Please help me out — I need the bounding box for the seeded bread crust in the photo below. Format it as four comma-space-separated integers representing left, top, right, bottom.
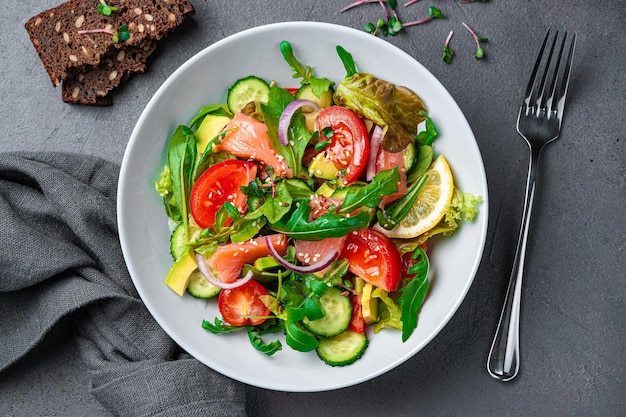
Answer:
25, 0, 194, 87
62, 41, 156, 105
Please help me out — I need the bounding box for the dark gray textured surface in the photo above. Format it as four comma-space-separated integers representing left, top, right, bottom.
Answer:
1, 0, 625, 416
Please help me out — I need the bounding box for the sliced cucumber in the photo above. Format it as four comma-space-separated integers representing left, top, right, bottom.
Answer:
170, 223, 187, 260
316, 330, 368, 366
227, 75, 270, 114
303, 287, 352, 337
186, 270, 221, 299
402, 141, 416, 173
295, 84, 334, 109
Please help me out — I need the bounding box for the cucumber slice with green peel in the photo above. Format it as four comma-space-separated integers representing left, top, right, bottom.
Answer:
227, 75, 270, 114
303, 287, 352, 337
186, 270, 221, 299
316, 330, 368, 366
170, 223, 187, 260
402, 141, 416, 173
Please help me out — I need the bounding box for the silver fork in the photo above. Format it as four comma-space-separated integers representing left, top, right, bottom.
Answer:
487, 29, 577, 381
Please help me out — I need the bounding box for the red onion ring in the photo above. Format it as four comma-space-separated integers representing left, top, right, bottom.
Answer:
265, 236, 338, 273
195, 254, 253, 289
366, 125, 384, 181
278, 99, 320, 146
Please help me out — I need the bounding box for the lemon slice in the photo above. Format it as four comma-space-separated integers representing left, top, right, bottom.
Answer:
374, 154, 454, 239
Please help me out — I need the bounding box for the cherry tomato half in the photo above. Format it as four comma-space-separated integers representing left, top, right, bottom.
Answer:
190, 159, 257, 229
349, 293, 366, 334
316, 106, 370, 185
218, 280, 270, 327
340, 229, 403, 292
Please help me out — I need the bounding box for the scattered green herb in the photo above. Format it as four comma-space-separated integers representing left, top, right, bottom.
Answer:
442, 30, 455, 64
462, 22, 488, 58
403, 6, 445, 27
97, 0, 118, 16
77, 24, 129, 44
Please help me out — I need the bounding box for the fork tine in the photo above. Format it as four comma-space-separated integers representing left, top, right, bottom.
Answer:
541, 31, 567, 112
551, 32, 577, 121
534, 30, 560, 111
522, 29, 552, 109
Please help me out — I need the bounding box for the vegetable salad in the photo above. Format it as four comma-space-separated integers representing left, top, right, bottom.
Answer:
155, 41, 482, 366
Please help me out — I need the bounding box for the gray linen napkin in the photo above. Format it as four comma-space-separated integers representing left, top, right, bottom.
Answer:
0, 152, 247, 417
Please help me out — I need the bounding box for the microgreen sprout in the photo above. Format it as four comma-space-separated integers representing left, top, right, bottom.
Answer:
404, 0, 420, 6
442, 30, 455, 64
461, 22, 488, 58
97, 0, 118, 16
361, 0, 403, 36
403, 6, 444, 27
340, 0, 386, 13
77, 24, 129, 43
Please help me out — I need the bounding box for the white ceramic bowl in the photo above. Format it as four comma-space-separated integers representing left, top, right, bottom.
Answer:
118, 21, 488, 392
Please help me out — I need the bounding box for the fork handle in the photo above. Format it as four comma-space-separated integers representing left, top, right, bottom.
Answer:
487, 145, 541, 381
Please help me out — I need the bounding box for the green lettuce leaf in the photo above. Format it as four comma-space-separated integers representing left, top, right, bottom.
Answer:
333, 72, 427, 152
442, 188, 483, 235
372, 288, 403, 333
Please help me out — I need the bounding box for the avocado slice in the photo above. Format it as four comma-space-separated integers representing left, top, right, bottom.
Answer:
308, 153, 338, 180
164, 247, 197, 296
196, 114, 231, 153
361, 282, 379, 325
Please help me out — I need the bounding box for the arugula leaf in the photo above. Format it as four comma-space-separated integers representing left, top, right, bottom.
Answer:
201, 318, 239, 334
280, 40, 311, 80
246, 321, 283, 356
397, 246, 429, 342
377, 174, 428, 230
258, 181, 293, 223
336, 45, 357, 78
339, 168, 400, 213
270, 200, 370, 240
279, 40, 335, 98
167, 125, 197, 238
284, 310, 318, 352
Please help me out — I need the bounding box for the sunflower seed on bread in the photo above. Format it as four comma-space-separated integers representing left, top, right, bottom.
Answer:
25, 0, 194, 87
62, 41, 156, 105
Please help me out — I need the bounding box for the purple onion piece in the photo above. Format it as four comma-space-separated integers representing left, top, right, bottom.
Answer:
265, 236, 338, 273
195, 253, 253, 289
366, 124, 384, 181
278, 99, 320, 146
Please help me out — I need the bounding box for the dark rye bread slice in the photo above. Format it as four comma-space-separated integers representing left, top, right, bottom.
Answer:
25, 0, 194, 87
62, 41, 156, 105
